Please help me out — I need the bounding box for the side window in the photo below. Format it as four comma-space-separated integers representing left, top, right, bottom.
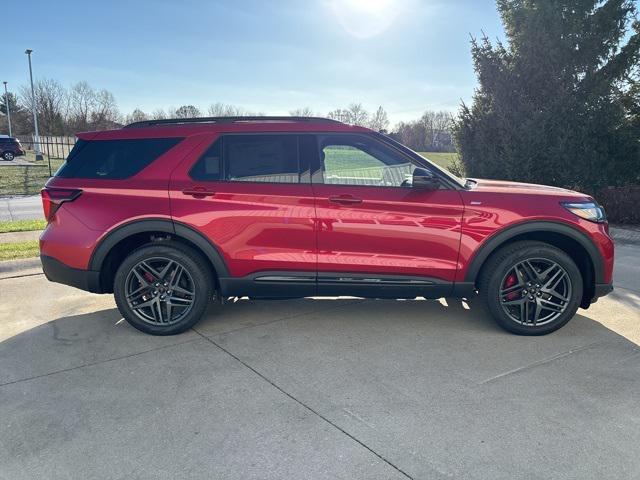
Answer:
189, 137, 221, 181
56, 138, 183, 179
319, 134, 416, 187
225, 134, 299, 183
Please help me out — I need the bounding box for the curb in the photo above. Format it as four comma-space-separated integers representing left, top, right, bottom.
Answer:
0, 257, 42, 279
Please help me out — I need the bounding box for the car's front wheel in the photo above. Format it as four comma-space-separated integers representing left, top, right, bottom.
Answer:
479, 241, 583, 335
113, 242, 214, 335
2, 151, 15, 161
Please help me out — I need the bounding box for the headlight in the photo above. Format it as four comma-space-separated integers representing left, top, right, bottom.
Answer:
561, 202, 606, 223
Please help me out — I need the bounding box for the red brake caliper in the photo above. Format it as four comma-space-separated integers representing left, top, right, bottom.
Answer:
503, 273, 519, 300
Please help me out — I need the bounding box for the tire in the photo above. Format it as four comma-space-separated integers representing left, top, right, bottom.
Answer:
478, 241, 583, 335
113, 242, 214, 335
2, 151, 15, 161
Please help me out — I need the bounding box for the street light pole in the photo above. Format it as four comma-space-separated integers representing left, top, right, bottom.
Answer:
25, 49, 43, 160
2, 81, 12, 137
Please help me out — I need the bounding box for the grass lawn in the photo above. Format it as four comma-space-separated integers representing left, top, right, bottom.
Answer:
0, 158, 65, 196
0, 219, 47, 233
323, 148, 459, 170
0, 240, 40, 261
418, 152, 459, 170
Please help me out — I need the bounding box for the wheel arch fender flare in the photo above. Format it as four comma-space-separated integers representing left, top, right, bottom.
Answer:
464, 221, 605, 284
89, 218, 230, 278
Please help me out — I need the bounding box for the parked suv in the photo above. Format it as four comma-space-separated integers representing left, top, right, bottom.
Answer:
40, 117, 614, 336
0, 136, 25, 161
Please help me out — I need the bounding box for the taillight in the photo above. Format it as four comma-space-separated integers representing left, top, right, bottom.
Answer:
41, 188, 82, 222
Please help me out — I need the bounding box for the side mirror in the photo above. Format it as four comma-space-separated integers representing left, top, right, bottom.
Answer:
412, 167, 440, 190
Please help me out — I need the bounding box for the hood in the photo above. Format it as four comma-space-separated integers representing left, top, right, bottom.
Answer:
468, 178, 590, 198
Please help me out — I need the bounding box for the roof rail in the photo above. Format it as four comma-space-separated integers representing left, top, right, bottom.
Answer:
123, 116, 342, 129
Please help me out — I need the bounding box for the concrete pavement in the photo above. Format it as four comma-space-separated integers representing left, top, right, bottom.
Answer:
0, 248, 638, 479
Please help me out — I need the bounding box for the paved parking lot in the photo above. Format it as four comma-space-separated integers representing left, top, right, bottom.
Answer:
0, 246, 638, 479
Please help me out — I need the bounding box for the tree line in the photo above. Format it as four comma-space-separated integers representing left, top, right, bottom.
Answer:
0, 80, 119, 136
0, 82, 455, 152
126, 102, 455, 152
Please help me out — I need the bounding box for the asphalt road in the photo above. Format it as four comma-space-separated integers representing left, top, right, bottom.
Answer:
0, 245, 638, 479
0, 195, 42, 221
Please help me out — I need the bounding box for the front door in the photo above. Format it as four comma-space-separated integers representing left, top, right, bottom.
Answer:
311, 133, 464, 297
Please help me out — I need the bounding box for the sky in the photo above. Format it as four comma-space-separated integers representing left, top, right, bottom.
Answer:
2, 0, 505, 124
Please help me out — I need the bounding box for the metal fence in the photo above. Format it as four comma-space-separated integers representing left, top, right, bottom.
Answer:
18, 135, 77, 161
0, 136, 76, 196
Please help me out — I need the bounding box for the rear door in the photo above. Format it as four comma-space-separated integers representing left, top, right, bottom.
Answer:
169, 133, 317, 297
311, 133, 464, 297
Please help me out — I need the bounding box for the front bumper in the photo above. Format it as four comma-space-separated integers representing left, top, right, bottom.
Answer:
41, 255, 102, 293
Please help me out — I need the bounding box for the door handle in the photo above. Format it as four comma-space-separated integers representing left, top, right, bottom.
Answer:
329, 195, 362, 205
182, 187, 215, 199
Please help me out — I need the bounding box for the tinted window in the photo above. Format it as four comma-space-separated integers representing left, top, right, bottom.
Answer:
225, 135, 299, 183
189, 138, 221, 181
56, 138, 182, 179
319, 134, 416, 187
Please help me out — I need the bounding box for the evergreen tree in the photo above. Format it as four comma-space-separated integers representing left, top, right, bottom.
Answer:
0, 92, 21, 116
454, 0, 640, 191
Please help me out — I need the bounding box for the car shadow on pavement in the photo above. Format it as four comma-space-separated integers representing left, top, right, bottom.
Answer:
1, 296, 637, 388
2, 296, 640, 479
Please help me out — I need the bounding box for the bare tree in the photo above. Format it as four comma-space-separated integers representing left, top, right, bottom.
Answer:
346, 103, 369, 126
420, 110, 453, 150
91, 89, 120, 129
394, 110, 455, 152
432, 111, 454, 150
208, 103, 232, 116
174, 105, 201, 118
329, 104, 370, 126
125, 108, 148, 124
368, 106, 389, 132
327, 108, 350, 123
208, 102, 252, 117
289, 107, 315, 117
67, 81, 97, 131
150, 108, 168, 120
19, 78, 67, 135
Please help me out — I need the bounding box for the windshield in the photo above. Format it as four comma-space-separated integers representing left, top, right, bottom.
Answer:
374, 133, 466, 188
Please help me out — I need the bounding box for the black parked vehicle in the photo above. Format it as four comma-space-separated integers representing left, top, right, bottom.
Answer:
0, 136, 26, 161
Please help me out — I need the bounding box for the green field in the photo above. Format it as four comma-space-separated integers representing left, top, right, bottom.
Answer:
323, 148, 459, 171
0, 219, 47, 233
0, 158, 64, 196
0, 240, 40, 261
418, 152, 459, 170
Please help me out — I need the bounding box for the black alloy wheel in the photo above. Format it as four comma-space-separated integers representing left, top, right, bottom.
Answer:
479, 241, 583, 335
114, 242, 213, 335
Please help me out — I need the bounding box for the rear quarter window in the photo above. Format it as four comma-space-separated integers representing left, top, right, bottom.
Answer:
56, 137, 183, 179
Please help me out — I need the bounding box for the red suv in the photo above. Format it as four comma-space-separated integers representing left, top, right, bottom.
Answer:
40, 117, 614, 336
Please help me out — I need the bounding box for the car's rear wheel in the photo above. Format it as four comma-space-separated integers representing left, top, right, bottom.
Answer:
479, 241, 583, 335
2, 151, 15, 161
113, 242, 214, 335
